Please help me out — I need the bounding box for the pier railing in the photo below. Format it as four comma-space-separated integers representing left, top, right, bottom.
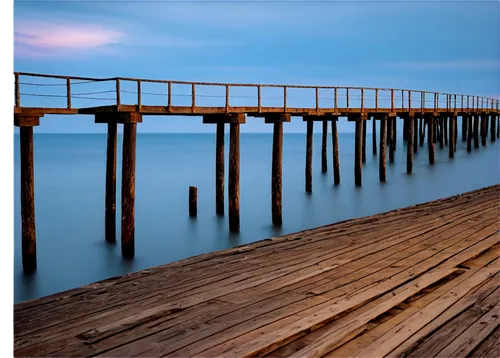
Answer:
14, 72, 499, 114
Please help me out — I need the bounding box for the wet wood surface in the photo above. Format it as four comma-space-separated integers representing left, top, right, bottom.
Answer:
14, 185, 500, 358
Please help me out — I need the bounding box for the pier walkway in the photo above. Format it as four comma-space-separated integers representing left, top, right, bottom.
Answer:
14, 185, 500, 357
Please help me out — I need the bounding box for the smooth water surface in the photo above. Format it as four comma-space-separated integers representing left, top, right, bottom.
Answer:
13, 129, 500, 302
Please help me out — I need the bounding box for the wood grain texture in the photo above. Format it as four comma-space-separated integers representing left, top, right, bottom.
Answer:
229, 122, 240, 232
272, 121, 283, 226
121, 123, 137, 258
105, 122, 117, 242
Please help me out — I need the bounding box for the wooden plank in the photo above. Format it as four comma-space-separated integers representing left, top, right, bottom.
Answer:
289, 267, 462, 357
407, 288, 499, 357
356, 257, 500, 357
324, 244, 499, 358
468, 326, 499, 358
436, 300, 499, 357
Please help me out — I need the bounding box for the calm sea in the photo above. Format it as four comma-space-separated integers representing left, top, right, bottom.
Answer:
13, 130, 500, 303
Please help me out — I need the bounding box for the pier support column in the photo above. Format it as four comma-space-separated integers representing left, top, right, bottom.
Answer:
354, 117, 363, 186
379, 116, 387, 182
121, 122, 137, 258
413, 115, 418, 154
443, 117, 448, 146
372, 116, 377, 156
216, 122, 225, 215
462, 116, 467, 142
427, 116, 435, 165
481, 115, 487, 147
419, 117, 425, 147
321, 120, 328, 173
438, 117, 444, 149
467, 115, 473, 152
473, 115, 480, 148
362, 119, 367, 163
304, 118, 313, 193
491, 115, 497, 143
331, 117, 340, 185
105, 122, 117, 242
96, 112, 142, 257
449, 116, 455, 159
204, 114, 245, 231
393, 117, 397, 150
389, 117, 395, 163
402, 117, 407, 142
265, 114, 290, 226
407, 115, 414, 174
15, 115, 40, 273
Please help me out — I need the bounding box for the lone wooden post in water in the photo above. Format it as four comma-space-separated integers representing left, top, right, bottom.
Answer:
105, 122, 117, 242
407, 115, 414, 174
266, 113, 290, 226
15, 115, 40, 273
354, 117, 363, 186
321, 120, 328, 173
189, 186, 197, 217
216, 122, 224, 215
379, 116, 387, 182
331, 117, 340, 185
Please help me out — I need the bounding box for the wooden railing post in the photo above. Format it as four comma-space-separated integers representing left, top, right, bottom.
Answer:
66, 78, 71, 109
258, 85, 261, 113
137, 80, 141, 111
116, 78, 121, 107
191, 83, 196, 113
168, 81, 172, 111
15, 73, 20, 107
225, 85, 229, 113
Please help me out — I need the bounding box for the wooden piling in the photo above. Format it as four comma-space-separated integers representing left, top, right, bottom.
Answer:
272, 121, 283, 226
449, 116, 455, 159
229, 122, 240, 232
439, 117, 444, 149
331, 118, 340, 185
474, 115, 480, 148
321, 120, 327, 173
481, 116, 487, 146
216, 122, 224, 215
389, 117, 395, 163
497, 115, 500, 139
379, 117, 387, 182
20, 126, 37, 272
462, 116, 467, 141
467, 115, 473, 152
372, 116, 377, 156
454, 117, 457, 150
491, 115, 496, 142
393, 117, 397, 150
362, 119, 367, 163
403, 117, 409, 142
121, 122, 137, 258
189, 186, 197, 217
413, 115, 418, 154
428, 117, 435, 165
434, 117, 438, 144
419, 117, 425, 147
387, 117, 392, 148
443, 117, 448, 146
355, 119, 363, 186
305, 120, 313, 193
105, 122, 117, 243
407, 116, 414, 174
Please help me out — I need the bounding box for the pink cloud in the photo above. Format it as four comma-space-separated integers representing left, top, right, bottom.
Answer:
14, 21, 123, 57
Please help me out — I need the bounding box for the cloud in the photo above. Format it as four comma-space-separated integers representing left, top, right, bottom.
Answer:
14, 21, 123, 58
380, 59, 499, 71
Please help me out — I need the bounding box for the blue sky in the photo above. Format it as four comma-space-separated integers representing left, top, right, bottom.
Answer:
13, 0, 500, 133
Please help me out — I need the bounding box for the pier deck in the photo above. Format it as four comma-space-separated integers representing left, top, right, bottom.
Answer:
14, 185, 500, 357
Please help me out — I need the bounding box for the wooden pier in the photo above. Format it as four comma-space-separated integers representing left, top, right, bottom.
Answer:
14, 72, 500, 271
14, 185, 500, 357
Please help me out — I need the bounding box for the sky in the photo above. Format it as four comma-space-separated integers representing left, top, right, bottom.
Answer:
12, 0, 500, 133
